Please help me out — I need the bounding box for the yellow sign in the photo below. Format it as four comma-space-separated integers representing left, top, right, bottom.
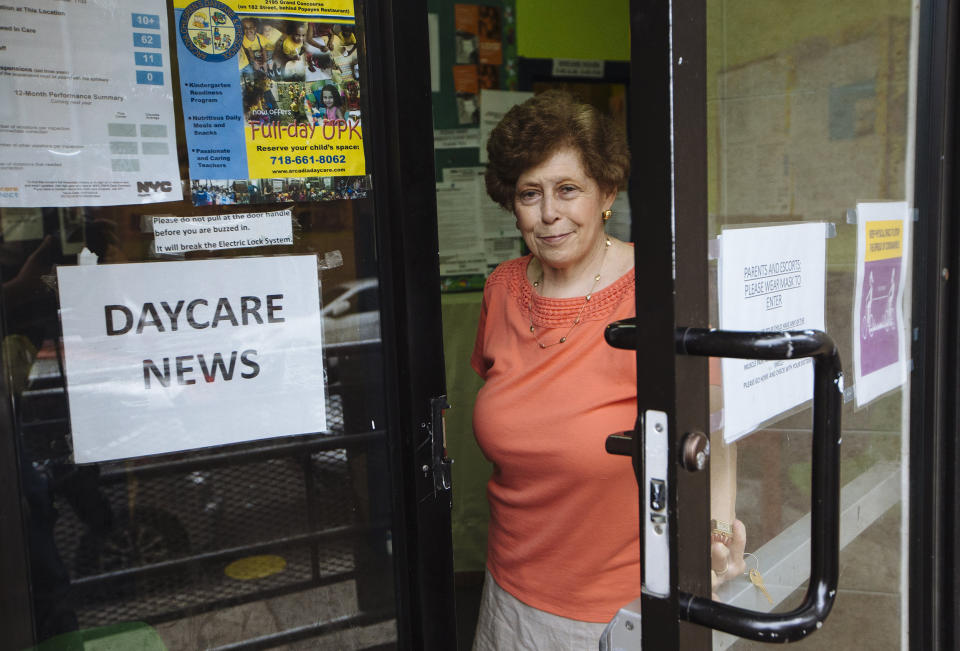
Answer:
864, 220, 903, 261
174, 0, 355, 22
175, 0, 367, 206
244, 79, 364, 178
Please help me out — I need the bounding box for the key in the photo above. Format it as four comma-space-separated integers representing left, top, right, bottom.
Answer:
749, 568, 774, 604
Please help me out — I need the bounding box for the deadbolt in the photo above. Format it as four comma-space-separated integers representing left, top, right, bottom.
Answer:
681, 431, 710, 472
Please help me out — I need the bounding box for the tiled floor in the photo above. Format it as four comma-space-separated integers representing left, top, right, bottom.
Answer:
154, 579, 397, 650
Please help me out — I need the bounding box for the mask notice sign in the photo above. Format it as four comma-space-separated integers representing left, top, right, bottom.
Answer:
718, 223, 827, 443
56, 255, 326, 463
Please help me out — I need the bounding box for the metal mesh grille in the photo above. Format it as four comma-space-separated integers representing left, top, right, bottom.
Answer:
38, 388, 393, 633
73, 543, 357, 629
57, 449, 360, 576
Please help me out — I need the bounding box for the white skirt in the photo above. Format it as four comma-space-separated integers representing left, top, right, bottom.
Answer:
471, 571, 610, 651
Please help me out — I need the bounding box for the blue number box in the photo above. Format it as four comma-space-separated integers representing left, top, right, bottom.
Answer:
131, 13, 160, 29
134, 52, 162, 67
133, 32, 160, 48
136, 70, 164, 85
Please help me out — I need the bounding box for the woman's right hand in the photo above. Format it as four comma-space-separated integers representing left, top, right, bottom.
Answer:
711, 518, 747, 599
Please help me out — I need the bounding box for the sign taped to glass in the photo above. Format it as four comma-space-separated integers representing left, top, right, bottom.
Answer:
173, 0, 370, 206
718, 223, 827, 442
56, 255, 327, 463
852, 201, 910, 407
0, 0, 182, 207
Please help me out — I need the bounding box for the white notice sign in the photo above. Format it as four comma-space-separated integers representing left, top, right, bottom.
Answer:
0, 0, 182, 207
719, 223, 827, 443
435, 181, 487, 275
153, 210, 293, 254
433, 128, 481, 150
57, 256, 326, 463
1, 208, 43, 242
551, 59, 605, 79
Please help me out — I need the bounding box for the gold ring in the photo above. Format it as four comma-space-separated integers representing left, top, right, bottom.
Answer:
711, 519, 734, 546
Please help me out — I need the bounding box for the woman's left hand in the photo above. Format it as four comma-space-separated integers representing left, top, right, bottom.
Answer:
711, 518, 746, 599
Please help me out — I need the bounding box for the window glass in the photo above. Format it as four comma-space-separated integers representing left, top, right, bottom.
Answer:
1, 1, 398, 646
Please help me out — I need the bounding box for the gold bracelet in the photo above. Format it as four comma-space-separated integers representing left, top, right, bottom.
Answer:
711, 518, 734, 546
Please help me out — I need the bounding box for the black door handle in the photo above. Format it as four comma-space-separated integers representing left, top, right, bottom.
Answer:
606, 319, 843, 643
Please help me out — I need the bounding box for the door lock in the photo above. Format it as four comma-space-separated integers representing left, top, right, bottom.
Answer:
681, 431, 710, 472
649, 478, 666, 511
643, 410, 670, 596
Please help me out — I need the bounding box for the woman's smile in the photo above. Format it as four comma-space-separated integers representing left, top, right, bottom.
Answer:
537, 232, 572, 244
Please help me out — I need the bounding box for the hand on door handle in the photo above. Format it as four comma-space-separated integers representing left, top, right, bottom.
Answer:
604, 321, 843, 642
677, 327, 842, 642
711, 519, 746, 598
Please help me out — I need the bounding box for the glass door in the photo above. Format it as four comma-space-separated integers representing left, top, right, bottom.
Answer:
704, 2, 914, 648
603, 0, 955, 648
0, 0, 454, 649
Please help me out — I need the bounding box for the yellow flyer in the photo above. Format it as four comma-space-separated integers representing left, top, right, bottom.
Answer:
173, 0, 370, 205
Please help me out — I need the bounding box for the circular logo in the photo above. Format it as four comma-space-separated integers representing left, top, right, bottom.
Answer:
179, 0, 242, 62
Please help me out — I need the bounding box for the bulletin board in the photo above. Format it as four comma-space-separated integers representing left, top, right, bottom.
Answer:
428, 0, 518, 291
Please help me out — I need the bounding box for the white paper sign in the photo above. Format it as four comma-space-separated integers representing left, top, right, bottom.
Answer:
551, 59, 605, 79
852, 202, 910, 406
433, 128, 481, 150
443, 168, 502, 241
435, 181, 487, 275
1, 208, 43, 241
441, 167, 522, 267
57, 256, 326, 463
479, 90, 533, 163
0, 0, 182, 207
719, 223, 827, 442
153, 210, 293, 254
442, 166, 521, 266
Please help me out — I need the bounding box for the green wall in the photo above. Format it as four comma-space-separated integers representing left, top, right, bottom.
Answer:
517, 0, 630, 60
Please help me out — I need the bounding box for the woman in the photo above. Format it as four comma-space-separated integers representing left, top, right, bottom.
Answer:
471, 90, 745, 649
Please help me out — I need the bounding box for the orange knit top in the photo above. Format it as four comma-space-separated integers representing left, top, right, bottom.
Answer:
471, 255, 641, 622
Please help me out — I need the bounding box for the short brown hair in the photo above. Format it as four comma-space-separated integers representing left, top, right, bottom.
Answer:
484, 90, 630, 210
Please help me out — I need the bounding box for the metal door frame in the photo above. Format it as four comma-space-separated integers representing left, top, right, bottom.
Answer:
0, 0, 457, 648
627, 0, 712, 647
365, 0, 457, 648
909, 1, 960, 650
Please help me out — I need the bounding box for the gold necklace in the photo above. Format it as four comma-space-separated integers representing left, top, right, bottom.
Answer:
528, 238, 611, 349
